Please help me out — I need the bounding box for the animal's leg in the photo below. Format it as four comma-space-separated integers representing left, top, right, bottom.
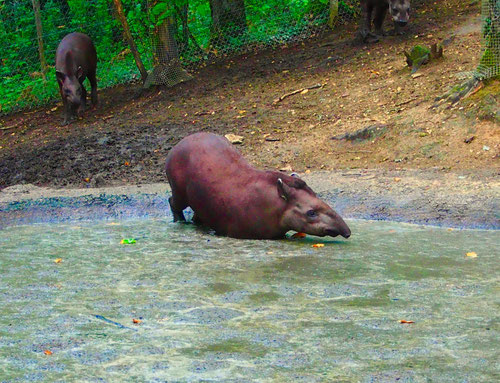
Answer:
373, 3, 389, 37
62, 97, 72, 126
169, 196, 187, 222
192, 213, 202, 225
357, 2, 378, 43
88, 71, 98, 107
78, 81, 87, 115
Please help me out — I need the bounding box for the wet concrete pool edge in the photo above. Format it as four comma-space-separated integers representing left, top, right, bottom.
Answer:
1, 170, 498, 230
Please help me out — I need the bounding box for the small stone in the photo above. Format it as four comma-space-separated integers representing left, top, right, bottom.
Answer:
482, 145, 490, 151
464, 136, 475, 144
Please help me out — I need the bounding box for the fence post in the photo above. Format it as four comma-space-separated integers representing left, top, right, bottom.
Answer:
112, 0, 148, 83
328, 0, 339, 29
31, 0, 48, 80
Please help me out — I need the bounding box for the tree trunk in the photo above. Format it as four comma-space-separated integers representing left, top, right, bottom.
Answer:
328, 0, 339, 29
209, 0, 246, 47
32, 0, 47, 80
112, 0, 148, 83
145, 1, 192, 88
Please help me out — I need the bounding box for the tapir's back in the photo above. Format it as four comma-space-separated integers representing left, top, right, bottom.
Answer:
166, 132, 252, 188
55, 33, 97, 73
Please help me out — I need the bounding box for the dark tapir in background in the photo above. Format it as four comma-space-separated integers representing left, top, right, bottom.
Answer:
357, 0, 411, 43
55, 32, 98, 125
166, 133, 351, 240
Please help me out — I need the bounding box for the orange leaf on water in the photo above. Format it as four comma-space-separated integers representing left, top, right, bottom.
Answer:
466, 252, 477, 258
399, 320, 415, 324
132, 319, 142, 324
44, 350, 53, 355
53, 258, 62, 264
312, 244, 325, 248
291, 232, 306, 239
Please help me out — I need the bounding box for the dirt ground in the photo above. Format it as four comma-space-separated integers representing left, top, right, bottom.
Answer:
0, 0, 498, 190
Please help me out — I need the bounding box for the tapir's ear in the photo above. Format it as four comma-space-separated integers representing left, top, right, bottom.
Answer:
56, 71, 65, 83
76, 66, 83, 80
277, 178, 292, 201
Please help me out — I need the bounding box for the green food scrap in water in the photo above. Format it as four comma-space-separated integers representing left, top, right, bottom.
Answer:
121, 238, 136, 244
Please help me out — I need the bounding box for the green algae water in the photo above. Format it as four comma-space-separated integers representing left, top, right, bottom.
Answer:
0, 219, 498, 382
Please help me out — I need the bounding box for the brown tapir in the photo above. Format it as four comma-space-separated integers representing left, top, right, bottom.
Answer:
55, 32, 98, 125
357, 0, 411, 43
165, 133, 351, 240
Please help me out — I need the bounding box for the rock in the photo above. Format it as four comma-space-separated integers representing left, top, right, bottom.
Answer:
464, 136, 475, 144
224, 134, 244, 145
331, 124, 388, 142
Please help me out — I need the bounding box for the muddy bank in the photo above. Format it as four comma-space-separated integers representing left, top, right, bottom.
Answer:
1, 169, 498, 230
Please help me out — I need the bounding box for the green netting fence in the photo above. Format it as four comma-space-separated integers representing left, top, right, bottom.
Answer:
0, 0, 498, 114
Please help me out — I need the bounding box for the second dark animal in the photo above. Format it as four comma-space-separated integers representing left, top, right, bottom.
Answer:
55, 32, 98, 125
357, 0, 411, 43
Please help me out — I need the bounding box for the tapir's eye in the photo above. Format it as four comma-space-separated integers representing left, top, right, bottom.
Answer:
392, 7, 398, 13
306, 209, 317, 218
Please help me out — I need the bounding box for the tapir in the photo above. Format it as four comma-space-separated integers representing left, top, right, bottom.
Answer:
165, 133, 351, 240
357, 0, 411, 43
55, 32, 98, 125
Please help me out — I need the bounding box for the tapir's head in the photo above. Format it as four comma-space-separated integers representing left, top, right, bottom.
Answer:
56, 51, 83, 106
389, 0, 411, 27
277, 176, 351, 239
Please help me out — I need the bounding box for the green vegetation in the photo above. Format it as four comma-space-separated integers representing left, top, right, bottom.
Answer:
0, 0, 361, 114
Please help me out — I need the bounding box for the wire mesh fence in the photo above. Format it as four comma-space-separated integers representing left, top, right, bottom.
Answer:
0, 0, 498, 114
476, 0, 500, 80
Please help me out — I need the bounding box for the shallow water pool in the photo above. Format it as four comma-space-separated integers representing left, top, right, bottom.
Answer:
0, 219, 498, 382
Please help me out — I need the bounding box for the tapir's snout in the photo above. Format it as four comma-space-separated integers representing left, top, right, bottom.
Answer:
396, 20, 408, 27
325, 221, 351, 239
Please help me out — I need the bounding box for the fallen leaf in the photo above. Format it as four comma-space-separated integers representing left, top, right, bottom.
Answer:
300, 89, 309, 94
399, 320, 414, 324
291, 232, 307, 239
84, 177, 90, 183
466, 252, 477, 258
312, 244, 325, 248
132, 319, 142, 324
225, 134, 244, 144
393, 177, 401, 182
54, 258, 62, 264
124, 161, 130, 166
44, 350, 53, 355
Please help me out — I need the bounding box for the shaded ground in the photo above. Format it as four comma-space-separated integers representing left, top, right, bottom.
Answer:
0, 0, 498, 190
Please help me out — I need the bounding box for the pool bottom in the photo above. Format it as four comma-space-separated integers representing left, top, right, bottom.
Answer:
0, 218, 498, 382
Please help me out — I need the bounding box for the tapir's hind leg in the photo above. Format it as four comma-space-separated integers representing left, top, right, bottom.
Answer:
88, 70, 98, 107
169, 196, 186, 222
